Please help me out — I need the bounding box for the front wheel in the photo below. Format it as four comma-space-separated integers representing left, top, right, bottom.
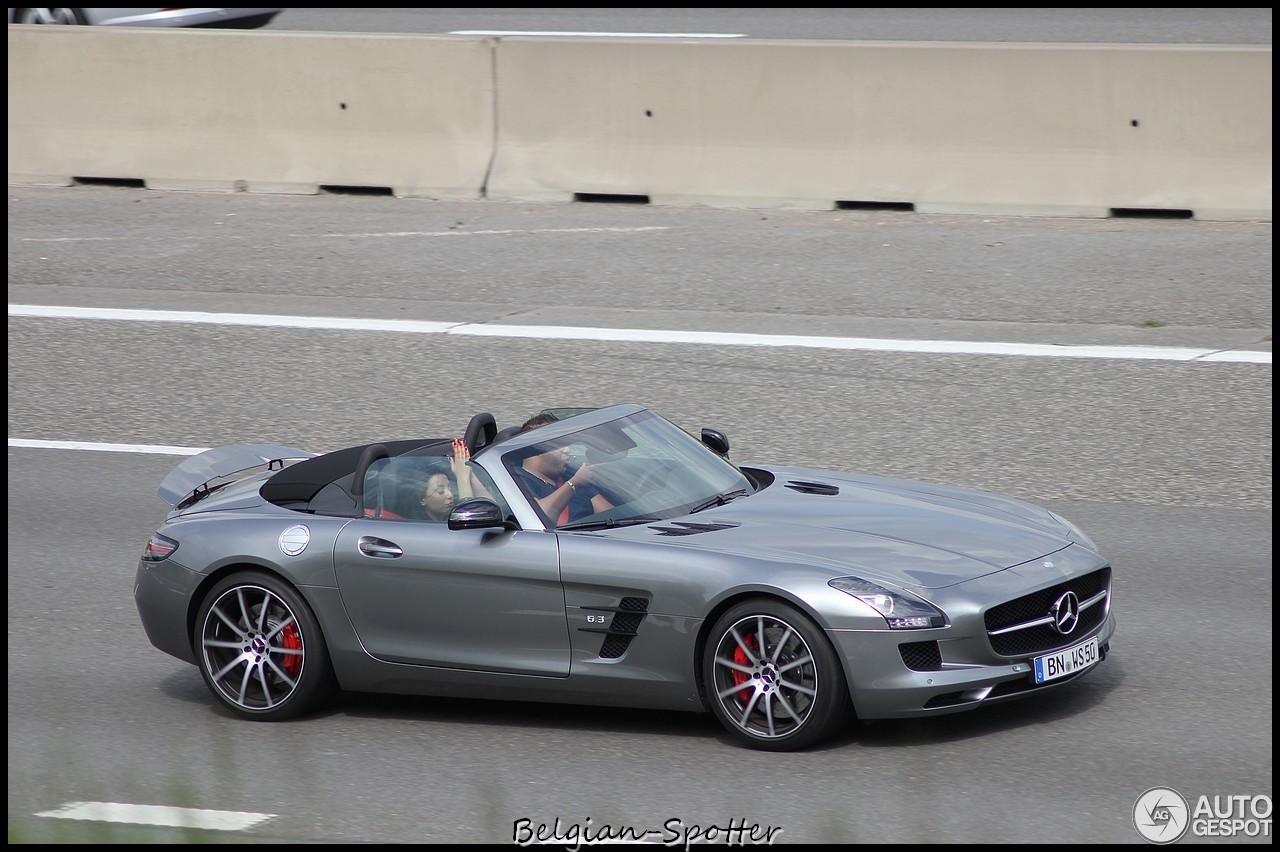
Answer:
195, 571, 335, 720
703, 599, 851, 750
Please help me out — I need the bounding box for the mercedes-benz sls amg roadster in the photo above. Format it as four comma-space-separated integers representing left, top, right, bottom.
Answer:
135, 404, 1114, 750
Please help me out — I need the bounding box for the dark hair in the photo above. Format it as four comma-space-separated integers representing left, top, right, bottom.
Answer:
520, 412, 559, 432
408, 459, 457, 521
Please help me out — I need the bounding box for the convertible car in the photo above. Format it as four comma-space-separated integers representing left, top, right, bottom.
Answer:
134, 404, 1114, 750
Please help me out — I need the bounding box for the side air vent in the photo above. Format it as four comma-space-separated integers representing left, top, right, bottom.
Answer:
651, 521, 740, 536
580, 597, 650, 659
785, 481, 840, 496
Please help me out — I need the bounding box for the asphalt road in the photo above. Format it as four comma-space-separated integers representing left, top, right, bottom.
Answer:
6, 184, 1273, 843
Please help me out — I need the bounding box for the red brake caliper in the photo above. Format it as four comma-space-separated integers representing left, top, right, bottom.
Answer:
732, 638, 755, 703
280, 623, 303, 676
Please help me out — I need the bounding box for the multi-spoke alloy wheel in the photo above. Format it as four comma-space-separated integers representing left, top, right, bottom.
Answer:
704, 599, 851, 750
196, 572, 333, 720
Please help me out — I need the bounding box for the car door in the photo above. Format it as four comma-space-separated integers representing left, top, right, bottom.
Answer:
333, 519, 569, 676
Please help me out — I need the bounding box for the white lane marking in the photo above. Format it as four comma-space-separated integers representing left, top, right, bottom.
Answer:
11, 440, 206, 455
8, 438, 206, 454
35, 802, 274, 831
450, 30, 746, 38
20, 237, 117, 242
453, 323, 1272, 363
9, 305, 459, 333
8, 304, 1271, 364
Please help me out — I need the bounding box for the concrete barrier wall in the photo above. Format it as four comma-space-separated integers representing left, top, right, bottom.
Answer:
6, 27, 495, 197
489, 38, 1272, 220
7, 26, 1272, 220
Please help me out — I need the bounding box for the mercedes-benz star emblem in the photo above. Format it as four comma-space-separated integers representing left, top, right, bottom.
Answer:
1051, 591, 1081, 635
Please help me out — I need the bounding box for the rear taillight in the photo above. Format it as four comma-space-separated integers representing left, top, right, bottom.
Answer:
142, 532, 179, 562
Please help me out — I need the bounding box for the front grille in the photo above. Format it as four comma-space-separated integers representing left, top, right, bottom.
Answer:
899, 640, 942, 671
984, 568, 1110, 657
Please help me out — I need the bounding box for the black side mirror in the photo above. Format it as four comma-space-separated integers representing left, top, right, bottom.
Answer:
448, 498, 512, 530
701, 428, 731, 457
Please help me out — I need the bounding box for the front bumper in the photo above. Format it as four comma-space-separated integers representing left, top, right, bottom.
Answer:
830, 609, 1115, 718
828, 551, 1116, 719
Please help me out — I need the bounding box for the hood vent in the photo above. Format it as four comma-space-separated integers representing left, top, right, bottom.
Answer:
785, 480, 840, 496
652, 521, 740, 537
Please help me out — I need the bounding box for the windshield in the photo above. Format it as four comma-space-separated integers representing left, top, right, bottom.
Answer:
503, 410, 753, 529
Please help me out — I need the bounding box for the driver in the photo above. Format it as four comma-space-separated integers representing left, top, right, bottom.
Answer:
515, 414, 613, 526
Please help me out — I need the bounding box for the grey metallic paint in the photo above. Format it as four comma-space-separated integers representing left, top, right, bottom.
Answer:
134, 405, 1113, 734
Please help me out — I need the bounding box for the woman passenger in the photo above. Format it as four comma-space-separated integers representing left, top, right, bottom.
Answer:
419, 438, 491, 522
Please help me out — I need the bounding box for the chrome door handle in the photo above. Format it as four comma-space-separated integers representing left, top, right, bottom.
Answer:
358, 536, 403, 558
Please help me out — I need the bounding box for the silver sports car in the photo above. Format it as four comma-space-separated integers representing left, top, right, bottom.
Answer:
134, 404, 1114, 751
7, 8, 281, 28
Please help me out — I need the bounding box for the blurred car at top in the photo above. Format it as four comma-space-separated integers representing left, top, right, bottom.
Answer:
7, 8, 281, 28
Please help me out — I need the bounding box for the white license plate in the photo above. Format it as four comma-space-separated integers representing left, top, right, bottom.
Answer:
1033, 637, 1099, 684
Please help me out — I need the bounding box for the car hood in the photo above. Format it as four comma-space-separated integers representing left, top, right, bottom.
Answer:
604, 465, 1078, 589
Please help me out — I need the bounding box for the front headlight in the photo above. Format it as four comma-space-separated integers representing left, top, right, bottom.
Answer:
828, 577, 946, 629
1048, 511, 1099, 552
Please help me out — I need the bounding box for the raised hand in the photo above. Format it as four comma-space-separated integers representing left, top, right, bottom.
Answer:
450, 438, 471, 480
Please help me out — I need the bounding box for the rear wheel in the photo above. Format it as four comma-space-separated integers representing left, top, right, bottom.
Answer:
195, 571, 335, 720
703, 599, 851, 750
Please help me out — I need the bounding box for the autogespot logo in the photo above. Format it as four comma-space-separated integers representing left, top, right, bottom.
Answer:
1134, 787, 1190, 844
